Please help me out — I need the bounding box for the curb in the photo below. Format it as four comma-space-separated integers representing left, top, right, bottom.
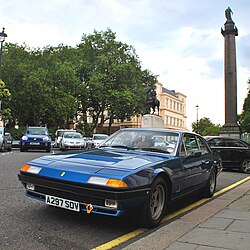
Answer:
123, 179, 250, 250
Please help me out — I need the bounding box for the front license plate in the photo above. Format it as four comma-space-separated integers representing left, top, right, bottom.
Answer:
30, 142, 40, 145
45, 195, 80, 212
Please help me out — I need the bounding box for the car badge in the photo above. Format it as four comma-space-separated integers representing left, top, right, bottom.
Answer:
61, 172, 66, 177
86, 204, 93, 214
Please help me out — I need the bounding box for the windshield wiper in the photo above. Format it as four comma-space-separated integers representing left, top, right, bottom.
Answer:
139, 147, 170, 154
99, 145, 136, 150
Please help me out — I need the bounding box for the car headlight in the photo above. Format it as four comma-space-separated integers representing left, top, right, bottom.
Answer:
87, 176, 128, 188
22, 135, 28, 140
43, 136, 50, 141
20, 164, 42, 174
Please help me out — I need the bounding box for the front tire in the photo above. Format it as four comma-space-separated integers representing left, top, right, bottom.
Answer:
140, 177, 168, 228
203, 168, 216, 198
240, 159, 250, 174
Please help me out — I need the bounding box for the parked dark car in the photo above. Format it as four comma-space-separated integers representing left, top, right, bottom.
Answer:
204, 136, 250, 174
18, 128, 222, 228
20, 126, 51, 152
12, 140, 20, 148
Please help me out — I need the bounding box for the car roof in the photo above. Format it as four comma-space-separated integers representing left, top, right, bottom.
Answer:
119, 127, 195, 135
27, 126, 48, 129
204, 136, 241, 140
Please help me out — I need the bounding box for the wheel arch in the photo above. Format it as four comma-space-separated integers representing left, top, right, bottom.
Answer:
152, 171, 172, 200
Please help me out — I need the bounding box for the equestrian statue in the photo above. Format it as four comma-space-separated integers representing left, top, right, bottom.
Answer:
146, 88, 160, 115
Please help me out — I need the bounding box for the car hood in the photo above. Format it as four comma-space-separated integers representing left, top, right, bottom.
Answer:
27, 148, 174, 184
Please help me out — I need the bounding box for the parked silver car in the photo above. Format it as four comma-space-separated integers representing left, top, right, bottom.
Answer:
59, 132, 86, 150
92, 133, 109, 147
0, 127, 12, 152
54, 129, 76, 148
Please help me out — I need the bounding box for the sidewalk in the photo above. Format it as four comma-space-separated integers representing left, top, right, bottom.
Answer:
124, 179, 250, 250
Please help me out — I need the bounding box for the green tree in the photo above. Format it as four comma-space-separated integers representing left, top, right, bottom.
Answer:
77, 29, 157, 134
2, 43, 79, 128
0, 79, 11, 124
192, 117, 221, 136
239, 80, 250, 133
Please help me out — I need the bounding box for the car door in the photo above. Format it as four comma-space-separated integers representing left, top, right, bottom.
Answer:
225, 139, 250, 165
207, 138, 232, 165
181, 134, 204, 191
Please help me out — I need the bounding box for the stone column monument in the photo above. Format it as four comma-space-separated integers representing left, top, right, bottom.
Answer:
219, 7, 241, 138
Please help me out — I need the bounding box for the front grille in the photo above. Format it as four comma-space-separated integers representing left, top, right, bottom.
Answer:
29, 138, 43, 142
34, 185, 105, 206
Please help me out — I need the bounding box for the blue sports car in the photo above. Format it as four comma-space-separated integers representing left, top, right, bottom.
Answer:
18, 128, 222, 228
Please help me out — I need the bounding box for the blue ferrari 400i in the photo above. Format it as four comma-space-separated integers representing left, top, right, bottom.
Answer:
18, 128, 222, 228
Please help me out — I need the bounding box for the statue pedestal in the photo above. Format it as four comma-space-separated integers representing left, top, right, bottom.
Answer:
142, 114, 164, 128
219, 123, 241, 138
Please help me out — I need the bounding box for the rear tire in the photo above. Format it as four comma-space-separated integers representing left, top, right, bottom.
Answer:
240, 159, 250, 174
140, 177, 168, 228
203, 168, 216, 198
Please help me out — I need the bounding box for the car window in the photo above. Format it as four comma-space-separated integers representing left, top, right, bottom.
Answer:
102, 130, 179, 154
226, 139, 247, 148
207, 138, 226, 147
196, 136, 210, 155
182, 134, 199, 156
64, 133, 82, 139
27, 127, 49, 136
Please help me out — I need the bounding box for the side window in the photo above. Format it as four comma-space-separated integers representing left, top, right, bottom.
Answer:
227, 139, 247, 148
196, 136, 210, 155
183, 134, 199, 155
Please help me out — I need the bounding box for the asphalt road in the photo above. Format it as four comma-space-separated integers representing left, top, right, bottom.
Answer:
0, 149, 247, 250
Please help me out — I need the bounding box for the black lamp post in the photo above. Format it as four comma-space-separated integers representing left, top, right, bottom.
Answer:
196, 105, 199, 133
0, 27, 7, 80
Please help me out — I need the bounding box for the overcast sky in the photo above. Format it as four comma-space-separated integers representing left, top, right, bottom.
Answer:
1, 0, 250, 129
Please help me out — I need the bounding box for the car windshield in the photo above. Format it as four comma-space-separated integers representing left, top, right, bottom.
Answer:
100, 129, 180, 154
93, 135, 108, 140
57, 131, 66, 137
64, 133, 82, 139
26, 127, 49, 136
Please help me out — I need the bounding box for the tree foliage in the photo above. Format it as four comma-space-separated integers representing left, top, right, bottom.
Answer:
239, 79, 250, 133
192, 117, 221, 136
76, 29, 156, 134
0, 79, 11, 124
2, 43, 79, 128
1, 29, 157, 135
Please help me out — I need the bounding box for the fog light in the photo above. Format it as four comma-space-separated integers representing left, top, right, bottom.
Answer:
105, 199, 118, 209
26, 183, 35, 191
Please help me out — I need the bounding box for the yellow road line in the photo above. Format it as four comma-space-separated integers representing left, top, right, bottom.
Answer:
92, 228, 145, 250
92, 176, 250, 250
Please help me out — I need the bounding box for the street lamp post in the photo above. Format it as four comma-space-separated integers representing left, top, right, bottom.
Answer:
196, 105, 199, 133
0, 27, 7, 80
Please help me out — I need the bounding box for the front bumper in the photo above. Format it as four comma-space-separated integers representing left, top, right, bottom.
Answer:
20, 141, 51, 150
18, 173, 150, 217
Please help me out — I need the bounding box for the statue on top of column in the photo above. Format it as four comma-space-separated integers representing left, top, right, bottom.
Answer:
225, 7, 233, 21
